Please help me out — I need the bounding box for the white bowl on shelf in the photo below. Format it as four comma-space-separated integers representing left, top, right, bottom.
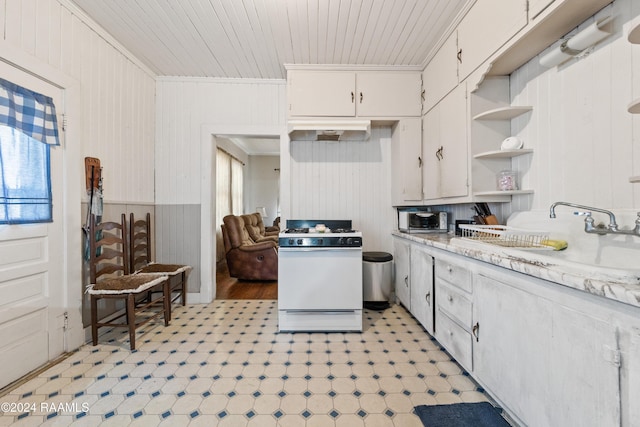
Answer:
501, 137, 524, 150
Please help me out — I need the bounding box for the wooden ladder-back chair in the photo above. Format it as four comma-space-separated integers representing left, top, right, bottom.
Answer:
129, 213, 190, 321
88, 213, 170, 350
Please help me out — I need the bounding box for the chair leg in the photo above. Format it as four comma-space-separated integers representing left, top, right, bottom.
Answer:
163, 280, 171, 326
126, 294, 136, 350
91, 295, 99, 346
181, 271, 187, 306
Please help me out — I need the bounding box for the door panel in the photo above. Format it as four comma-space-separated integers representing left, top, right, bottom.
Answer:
0, 62, 65, 387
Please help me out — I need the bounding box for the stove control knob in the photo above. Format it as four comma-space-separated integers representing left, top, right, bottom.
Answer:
288, 239, 294, 245
338, 237, 345, 245
297, 239, 303, 245
318, 238, 323, 245
346, 238, 353, 245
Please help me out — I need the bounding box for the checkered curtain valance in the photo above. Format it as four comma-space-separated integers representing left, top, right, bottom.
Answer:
0, 77, 60, 146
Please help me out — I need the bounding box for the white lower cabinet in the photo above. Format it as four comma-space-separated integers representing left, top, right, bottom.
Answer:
393, 237, 411, 311
434, 253, 474, 372
473, 274, 553, 424
392, 235, 638, 426
409, 245, 434, 334
393, 237, 434, 335
473, 272, 621, 427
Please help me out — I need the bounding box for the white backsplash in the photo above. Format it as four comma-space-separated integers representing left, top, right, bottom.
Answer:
287, 126, 396, 253
507, 209, 640, 269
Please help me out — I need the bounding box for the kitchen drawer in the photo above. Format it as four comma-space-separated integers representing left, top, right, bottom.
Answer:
437, 280, 472, 330
436, 309, 473, 371
435, 258, 472, 293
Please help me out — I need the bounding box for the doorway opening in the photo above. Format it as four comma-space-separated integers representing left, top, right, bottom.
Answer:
210, 133, 280, 300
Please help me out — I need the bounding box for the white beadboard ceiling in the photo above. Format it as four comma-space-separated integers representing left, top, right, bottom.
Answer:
71, 0, 471, 79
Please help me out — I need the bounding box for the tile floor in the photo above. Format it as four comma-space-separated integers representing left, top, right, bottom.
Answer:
0, 300, 489, 426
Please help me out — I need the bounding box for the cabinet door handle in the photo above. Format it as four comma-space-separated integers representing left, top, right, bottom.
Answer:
421, 89, 425, 101
360, 92, 363, 103
472, 322, 480, 342
447, 295, 453, 302
457, 48, 463, 63
404, 275, 409, 286
351, 91, 355, 103
425, 292, 431, 304
447, 265, 453, 273
418, 156, 422, 167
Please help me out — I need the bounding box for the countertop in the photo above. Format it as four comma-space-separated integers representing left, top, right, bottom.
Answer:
392, 231, 640, 309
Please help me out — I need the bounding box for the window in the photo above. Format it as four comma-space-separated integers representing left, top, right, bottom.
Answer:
215, 147, 244, 260
0, 77, 59, 224
0, 126, 51, 223
216, 148, 244, 226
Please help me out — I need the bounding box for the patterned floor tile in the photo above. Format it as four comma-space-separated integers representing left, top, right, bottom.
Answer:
0, 300, 489, 426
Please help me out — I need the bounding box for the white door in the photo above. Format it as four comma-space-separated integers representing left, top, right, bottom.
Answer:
0, 63, 65, 387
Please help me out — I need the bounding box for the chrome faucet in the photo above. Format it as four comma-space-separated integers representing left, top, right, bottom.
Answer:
549, 201, 640, 236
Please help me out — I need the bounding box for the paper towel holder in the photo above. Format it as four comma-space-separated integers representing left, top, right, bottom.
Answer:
539, 16, 612, 68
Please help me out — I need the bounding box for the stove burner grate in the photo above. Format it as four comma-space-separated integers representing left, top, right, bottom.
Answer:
284, 228, 308, 234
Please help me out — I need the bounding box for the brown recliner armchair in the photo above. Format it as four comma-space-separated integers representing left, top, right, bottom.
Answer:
241, 212, 279, 244
222, 215, 278, 281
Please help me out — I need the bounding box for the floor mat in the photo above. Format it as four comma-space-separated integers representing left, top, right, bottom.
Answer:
414, 402, 511, 427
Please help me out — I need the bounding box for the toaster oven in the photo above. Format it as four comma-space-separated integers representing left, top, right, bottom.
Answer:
398, 210, 448, 233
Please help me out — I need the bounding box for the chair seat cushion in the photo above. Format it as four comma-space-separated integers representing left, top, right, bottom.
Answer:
135, 262, 192, 276
88, 273, 167, 295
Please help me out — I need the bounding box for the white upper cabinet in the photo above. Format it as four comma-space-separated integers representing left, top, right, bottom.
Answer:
287, 69, 421, 118
391, 118, 423, 205
287, 71, 355, 117
457, 0, 528, 81
356, 72, 422, 117
422, 32, 459, 113
422, 83, 468, 201
528, 0, 555, 20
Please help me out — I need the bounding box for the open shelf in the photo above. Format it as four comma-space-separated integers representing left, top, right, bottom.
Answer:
628, 99, 640, 114
474, 190, 534, 197
474, 149, 533, 159
628, 18, 640, 44
473, 106, 533, 121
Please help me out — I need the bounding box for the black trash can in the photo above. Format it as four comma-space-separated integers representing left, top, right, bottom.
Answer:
362, 251, 393, 310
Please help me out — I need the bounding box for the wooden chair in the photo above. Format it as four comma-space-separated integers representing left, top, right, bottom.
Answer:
88, 214, 170, 350
129, 213, 190, 321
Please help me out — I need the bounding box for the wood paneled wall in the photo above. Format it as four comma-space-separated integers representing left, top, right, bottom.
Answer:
155, 78, 287, 205
155, 78, 286, 296
0, 0, 157, 203
510, 0, 640, 212
288, 126, 396, 253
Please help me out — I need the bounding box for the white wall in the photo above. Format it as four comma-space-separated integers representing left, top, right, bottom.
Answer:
155, 78, 286, 205
246, 155, 280, 226
287, 126, 396, 253
0, 0, 157, 203
0, 0, 156, 349
509, 0, 640, 213
155, 78, 286, 298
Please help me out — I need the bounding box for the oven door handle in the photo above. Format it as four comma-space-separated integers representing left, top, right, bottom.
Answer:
279, 247, 362, 252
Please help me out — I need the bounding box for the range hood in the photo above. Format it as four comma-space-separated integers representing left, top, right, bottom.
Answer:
288, 119, 371, 141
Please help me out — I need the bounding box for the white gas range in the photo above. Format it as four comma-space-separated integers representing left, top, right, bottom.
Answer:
278, 219, 363, 332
